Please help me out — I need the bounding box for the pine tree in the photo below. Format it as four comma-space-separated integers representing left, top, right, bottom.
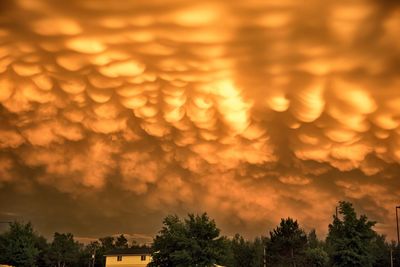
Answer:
266, 218, 307, 267
326, 201, 376, 267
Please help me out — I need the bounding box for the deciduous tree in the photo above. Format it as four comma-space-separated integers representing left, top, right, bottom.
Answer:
47, 232, 81, 267
115, 234, 128, 249
150, 213, 229, 267
0, 222, 40, 267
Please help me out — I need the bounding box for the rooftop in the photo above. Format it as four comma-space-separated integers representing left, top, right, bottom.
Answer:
105, 247, 152, 256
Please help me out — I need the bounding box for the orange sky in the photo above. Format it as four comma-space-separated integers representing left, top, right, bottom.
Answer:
0, 0, 400, 240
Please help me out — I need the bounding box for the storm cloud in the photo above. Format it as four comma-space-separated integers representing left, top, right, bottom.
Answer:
0, 0, 400, 239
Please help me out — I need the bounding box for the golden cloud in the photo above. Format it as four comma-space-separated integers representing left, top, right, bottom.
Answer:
0, 0, 400, 238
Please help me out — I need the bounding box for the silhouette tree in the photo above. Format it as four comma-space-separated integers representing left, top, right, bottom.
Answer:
99, 236, 115, 251
231, 234, 264, 267
150, 213, 229, 267
115, 234, 128, 249
0, 222, 40, 267
326, 201, 376, 267
266, 218, 307, 267
47, 232, 81, 267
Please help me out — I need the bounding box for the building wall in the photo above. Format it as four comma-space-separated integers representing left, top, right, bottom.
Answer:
105, 255, 152, 267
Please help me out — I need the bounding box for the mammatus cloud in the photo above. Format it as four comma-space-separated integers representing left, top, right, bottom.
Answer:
0, 0, 400, 239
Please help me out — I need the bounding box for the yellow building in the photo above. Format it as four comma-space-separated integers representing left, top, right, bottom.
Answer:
105, 247, 152, 267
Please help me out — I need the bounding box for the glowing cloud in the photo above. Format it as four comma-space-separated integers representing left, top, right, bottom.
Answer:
0, 0, 400, 239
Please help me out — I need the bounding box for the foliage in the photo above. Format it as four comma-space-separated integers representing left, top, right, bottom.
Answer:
304, 247, 328, 267
46, 232, 81, 267
149, 213, 229, 267
303, 230, 328, 267
0, 221, 40, 267
307, 229, 320, 249
115, 234, 128, 249
266, 218, 308, 267
79, 237, 116, 267
252, 237, 265, 267
99, 236, 115, 251
230, 234, 264, 267
391, 243, 400, 267
0, 201, 395, 267
370, 234, 391, 267
35, 235, 50, 267
326, 201, 377, 267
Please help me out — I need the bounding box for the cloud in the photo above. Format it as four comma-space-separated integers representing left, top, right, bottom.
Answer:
0, 0, 400, 239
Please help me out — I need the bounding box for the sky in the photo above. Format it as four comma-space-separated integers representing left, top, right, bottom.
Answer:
0, 0, 400, 242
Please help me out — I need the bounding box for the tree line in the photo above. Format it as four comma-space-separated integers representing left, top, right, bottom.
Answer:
0, 224, 144, 267
1, 201, 399, 267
